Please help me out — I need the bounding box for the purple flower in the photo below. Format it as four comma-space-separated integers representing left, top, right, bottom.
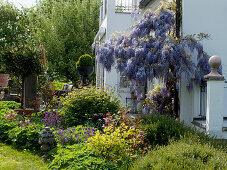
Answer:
98, 119, 102, 122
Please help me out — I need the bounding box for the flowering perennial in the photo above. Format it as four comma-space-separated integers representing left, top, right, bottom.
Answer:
93, 1, 218, 98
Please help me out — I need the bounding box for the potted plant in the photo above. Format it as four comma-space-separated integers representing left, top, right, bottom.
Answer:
76, 54, 94, 85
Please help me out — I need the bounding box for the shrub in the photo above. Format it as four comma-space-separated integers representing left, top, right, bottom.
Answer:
52, 81, 66, 90
54, 125, 96, 145
0, 115, 18, 143
7, 123, 45, 152
131, 139, 227, 169
39, 80, 55, 106
49, 143, 119, 170
76, 54, 93, 67
87, 121, 146, 165
0, 101, 20, 114
61, 86, 121, 127
140, 114, 211, 147
87, 113, 106, 131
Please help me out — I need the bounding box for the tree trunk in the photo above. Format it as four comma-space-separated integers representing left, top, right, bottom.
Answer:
174, 0, 182, 117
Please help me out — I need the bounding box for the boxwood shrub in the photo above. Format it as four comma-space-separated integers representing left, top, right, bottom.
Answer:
61, 86, 121, 127
131, 139, 227, 169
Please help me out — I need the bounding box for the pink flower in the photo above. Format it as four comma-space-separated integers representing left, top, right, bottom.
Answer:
20, 124, 25, 128
19, 121, 23, 124
25, 119, 30, 124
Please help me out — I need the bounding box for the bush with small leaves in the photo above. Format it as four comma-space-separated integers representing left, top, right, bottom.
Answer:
87, 122, 145, 165
131, 139, 227, 169
140, 114, 213, 147
61, 86, 121, 127
76, 54, 93, 67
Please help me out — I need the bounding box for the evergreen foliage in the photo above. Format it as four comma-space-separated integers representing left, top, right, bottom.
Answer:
76, 54, 93, 67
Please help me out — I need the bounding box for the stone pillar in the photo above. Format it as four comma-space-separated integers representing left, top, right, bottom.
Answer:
205, 55, 224, 138
25, 75, 37, 109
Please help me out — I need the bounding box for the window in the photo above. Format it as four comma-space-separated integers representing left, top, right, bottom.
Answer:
115, 0, 139, 13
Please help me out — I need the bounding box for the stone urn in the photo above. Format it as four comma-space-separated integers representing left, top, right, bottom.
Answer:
77, 66, 94, 77
77, 66, 94, 85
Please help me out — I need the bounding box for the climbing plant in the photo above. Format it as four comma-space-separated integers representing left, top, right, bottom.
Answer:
93, 1, 216, 116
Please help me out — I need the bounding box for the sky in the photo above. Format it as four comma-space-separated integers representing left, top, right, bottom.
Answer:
6, 0, 37, 8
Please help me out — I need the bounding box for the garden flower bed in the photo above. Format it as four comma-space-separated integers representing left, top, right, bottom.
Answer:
0, 87, 226, 169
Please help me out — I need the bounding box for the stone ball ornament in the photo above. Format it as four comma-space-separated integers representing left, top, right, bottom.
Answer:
205, 55, 224, 80
209, 55, 221, 70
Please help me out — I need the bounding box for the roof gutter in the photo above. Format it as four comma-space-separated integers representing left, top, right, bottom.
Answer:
94, 27, 106, 42
139, 0, 154, 8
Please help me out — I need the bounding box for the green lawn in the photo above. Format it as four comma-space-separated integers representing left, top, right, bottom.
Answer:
0, 142, 48, 170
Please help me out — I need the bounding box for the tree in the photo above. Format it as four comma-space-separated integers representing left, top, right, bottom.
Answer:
1, 45, 43, 108
93, 1, 216, 116
0, 1, 27, 66
27, 0, 101, 83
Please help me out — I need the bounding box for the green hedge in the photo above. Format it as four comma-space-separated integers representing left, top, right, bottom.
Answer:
131, 139, 227, 169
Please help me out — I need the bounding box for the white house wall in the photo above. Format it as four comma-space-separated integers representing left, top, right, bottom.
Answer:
182, 0, 227, 123
103, 0, 137, 104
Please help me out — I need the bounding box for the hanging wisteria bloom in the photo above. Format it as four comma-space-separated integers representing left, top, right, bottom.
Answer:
93, 1, 219, 101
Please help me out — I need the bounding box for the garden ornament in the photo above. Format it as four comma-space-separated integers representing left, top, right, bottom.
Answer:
39, 127, 55, 160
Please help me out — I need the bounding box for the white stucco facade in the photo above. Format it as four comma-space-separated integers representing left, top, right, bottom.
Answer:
95, 0, 137, 104
181, 0, 227, 138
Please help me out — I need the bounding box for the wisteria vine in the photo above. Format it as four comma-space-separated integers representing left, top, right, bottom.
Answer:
93, 2, 217, 99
